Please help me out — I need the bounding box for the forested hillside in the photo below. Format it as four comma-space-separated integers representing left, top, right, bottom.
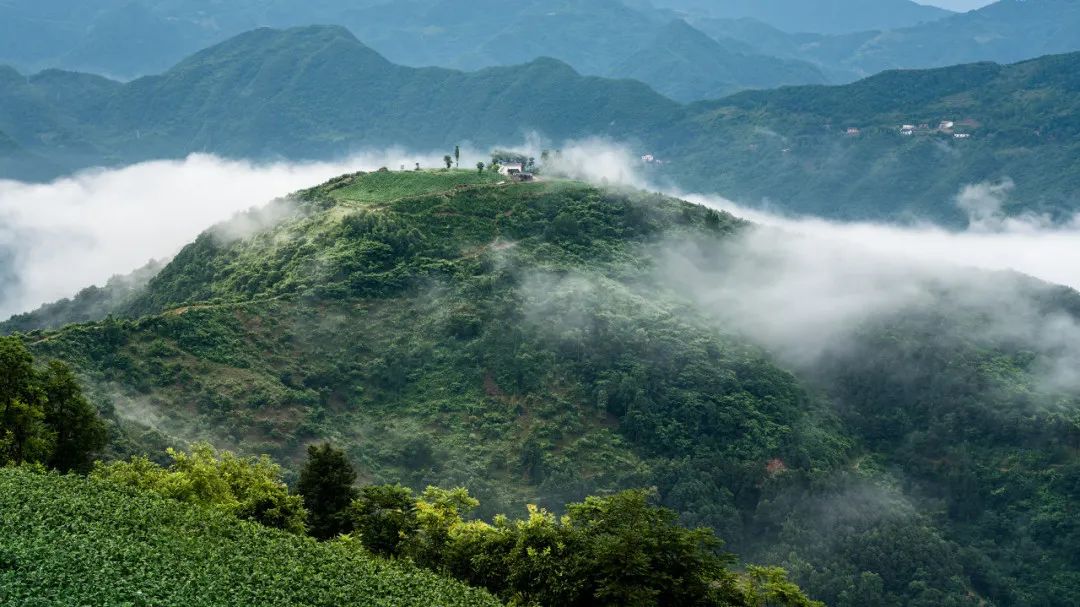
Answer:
663, 51, 1080, 224
10, 170, 1079, 606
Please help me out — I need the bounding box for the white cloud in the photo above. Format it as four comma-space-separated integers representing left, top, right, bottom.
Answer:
673, 173, 1080, 292
0, 150, 456, 318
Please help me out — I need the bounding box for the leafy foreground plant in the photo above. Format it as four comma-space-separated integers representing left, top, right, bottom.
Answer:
92, 441, 307, 534
0, 466, 500, 607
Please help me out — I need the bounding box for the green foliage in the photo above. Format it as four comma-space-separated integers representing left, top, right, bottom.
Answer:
40, 360, 108, 472
352, 485, 819, 607
298, 443, 359, 540
0, 336, 104, 470
0, 466, 500, 607
739, 567, 826, 607
349, 483, 418, 557
93, 442, 307, 534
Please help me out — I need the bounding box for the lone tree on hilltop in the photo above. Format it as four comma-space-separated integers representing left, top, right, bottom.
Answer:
298, 443, 358, 540
454, 145, 460, 168
477, 161, 485, 173
444, 155, 453, 170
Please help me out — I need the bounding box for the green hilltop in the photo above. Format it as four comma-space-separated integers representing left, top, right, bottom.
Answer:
11, 169, 1080, 606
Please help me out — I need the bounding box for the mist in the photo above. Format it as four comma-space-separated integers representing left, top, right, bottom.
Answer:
0, 149, 476, 319
656, 188, 1080, 392
6, 137, 1080, 382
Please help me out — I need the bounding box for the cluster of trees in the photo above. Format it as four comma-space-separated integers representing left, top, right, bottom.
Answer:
296, 444, 821, 607
0, 336, 106, 472
93, 442, 307, 534
444, 145, 462, 170
85, 439, 821, 606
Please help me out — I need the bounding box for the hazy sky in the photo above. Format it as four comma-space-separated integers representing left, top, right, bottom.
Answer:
919, 0, 996, 11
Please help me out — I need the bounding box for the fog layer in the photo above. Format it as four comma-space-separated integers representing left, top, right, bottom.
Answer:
0, 150, 460, 318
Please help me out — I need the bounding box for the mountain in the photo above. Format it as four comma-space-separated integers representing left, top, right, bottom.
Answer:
610, 20, 828, 102
0, 26, 681, 175
832, 0, 1080, 76
661, 51, 1080, 223
647, 0, 953, 34
0, 0, 829, 102
688, 0, 1080, 82
0, 467, 501, 606
2, 0, 1077, 106
13, 169, 1080, 606
5, 27, 1080, 224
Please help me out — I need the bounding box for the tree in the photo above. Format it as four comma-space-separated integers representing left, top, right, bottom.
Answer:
444, 155, 453, 170
40, 361, 107, 473
739, 567, 825, 607
94, 443, 307, 534
561, 490, 736, 607
298, 443, 358, 540
477, 161, 485, 174
349, 484, 418, 556
409, 486, 479, 569
0, 337, 53, 466
415, 162, 421, 171
454, 145, 461, 168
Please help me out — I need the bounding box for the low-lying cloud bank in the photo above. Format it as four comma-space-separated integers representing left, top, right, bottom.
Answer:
0, 150, 466, 318
4, 139, 1080, 346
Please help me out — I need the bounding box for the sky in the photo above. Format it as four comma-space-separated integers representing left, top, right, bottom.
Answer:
919, 0, 996, 11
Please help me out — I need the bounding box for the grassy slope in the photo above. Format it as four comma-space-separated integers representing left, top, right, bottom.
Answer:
0, 467, 501, 607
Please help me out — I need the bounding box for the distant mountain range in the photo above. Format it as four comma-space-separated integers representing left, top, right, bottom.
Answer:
648, 0, 954, 34
0, 25, 678, 178
692, 0, 1080, 81
3, 0, 1077, 104
0, 0, 828, 102
2, 25, 1079, 225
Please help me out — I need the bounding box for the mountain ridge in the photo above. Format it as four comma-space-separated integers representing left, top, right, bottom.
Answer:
4, 26, 1080, 224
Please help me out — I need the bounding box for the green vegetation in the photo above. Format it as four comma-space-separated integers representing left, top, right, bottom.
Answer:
0, 335, 105, 471
299, 442, 360, 540
93, 441, 307, 534
666, 51, 1080, 224
10, 170, 1080, 605
346, 484, 822, 607
0, 466, 501, 607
